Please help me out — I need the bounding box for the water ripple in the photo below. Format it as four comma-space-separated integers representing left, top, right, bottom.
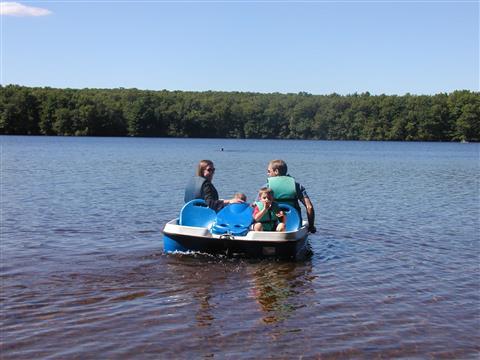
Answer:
2, 137, 479, 358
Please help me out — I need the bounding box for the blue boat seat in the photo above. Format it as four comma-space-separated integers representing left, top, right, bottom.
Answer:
277, 203, 301, 231
179, 199, 217, 228
211, 203, 253, 236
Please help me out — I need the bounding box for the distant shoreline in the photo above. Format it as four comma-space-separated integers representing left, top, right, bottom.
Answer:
1, 85, 479, 142
1, 134, 477, 144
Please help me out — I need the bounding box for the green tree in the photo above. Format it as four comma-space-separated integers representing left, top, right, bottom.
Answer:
126, 95, 156, 136
0, 85, 478, 141
0, 86, 40, 134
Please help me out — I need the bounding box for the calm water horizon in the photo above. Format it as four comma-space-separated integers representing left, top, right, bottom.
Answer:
1, 136, 479, 358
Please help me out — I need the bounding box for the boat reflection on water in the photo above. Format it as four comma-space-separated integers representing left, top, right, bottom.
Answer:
194, 286, 215, 328
162, 253, 315, 331
248, 261, 314, 324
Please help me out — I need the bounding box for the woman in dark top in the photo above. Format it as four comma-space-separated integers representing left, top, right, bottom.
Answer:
184, 160, 243, 212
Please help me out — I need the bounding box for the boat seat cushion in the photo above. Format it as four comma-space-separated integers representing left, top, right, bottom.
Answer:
179, 199, 217, 228
211, 203, 253, 236
277, 203, 301, 231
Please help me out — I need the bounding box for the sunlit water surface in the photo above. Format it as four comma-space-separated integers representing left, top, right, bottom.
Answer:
2, 136, 479, 358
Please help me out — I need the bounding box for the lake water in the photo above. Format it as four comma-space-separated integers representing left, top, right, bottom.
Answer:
1, 136, 479, 358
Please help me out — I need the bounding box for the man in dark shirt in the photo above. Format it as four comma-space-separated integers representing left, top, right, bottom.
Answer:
266, 159, 316, 233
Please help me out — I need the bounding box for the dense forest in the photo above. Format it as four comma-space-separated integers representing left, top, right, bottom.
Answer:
0, 85, 479, 141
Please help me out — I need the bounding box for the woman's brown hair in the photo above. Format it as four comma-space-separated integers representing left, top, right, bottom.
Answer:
196, 160, 214, 177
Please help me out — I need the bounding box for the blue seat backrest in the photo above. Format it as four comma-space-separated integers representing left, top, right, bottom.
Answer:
277, 203, 301, 231
211, 203, 253, 236
179, 199, 217, 228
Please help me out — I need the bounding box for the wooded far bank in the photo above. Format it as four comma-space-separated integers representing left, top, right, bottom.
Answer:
1, 85, 478, 142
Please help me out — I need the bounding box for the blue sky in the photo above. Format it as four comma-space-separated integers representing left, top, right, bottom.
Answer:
1, 1, 479, 95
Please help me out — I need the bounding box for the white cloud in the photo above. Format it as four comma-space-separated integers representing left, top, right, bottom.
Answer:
0, 2, 52, 16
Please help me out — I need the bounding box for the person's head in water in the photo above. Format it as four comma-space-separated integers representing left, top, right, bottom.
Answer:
267, 159, 288, 177
196, 160, 215, 182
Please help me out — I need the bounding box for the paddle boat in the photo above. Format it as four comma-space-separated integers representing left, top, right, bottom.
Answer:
162, 199, 310, 259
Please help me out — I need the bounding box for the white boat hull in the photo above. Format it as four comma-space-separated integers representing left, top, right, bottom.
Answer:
162, 219, 310, 259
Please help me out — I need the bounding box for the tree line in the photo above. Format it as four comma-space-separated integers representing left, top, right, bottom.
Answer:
1, 85, 478, 141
